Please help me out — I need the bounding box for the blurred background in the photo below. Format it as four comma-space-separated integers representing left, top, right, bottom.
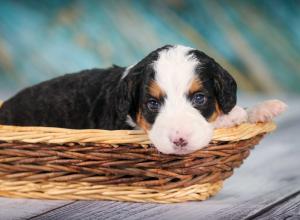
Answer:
1, 1, 300, 216
0, 0, 300, 100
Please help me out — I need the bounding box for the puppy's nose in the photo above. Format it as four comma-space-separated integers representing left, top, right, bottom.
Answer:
172, 137, 188, 148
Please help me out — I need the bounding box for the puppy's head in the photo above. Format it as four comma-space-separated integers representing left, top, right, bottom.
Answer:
121, 45, 236, 155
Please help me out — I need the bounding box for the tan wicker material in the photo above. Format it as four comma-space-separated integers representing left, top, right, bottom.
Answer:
0, 98, 276, 202
0, 134, 264, 188
0, 122, 275, 145
0, 179, 223, 203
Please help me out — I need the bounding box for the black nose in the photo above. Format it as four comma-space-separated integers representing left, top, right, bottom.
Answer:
173, 138, 188, 148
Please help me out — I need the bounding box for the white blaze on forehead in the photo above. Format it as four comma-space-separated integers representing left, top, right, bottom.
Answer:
153, 45, 198, 98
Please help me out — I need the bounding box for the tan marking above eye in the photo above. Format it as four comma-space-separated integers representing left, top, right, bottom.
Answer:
189, 78, 203, 95
148, 80, 165, 99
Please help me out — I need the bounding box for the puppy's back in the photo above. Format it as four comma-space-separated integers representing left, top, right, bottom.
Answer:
0, 67, 124, 128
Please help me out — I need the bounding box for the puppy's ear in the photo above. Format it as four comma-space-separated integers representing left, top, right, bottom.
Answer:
115, 68, 143, 128
212, 62, 237, 114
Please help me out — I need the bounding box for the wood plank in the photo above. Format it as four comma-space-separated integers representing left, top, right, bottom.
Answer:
30, 111, 300, 220
30, 201, 161, 220
251, 192, 300, 220
0, 198, 72, 220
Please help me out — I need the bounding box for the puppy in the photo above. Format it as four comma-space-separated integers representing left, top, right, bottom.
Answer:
0, 45, 286, 154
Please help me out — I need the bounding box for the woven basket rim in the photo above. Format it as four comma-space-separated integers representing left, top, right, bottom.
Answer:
0, 100, 276, 145
0, 122, 276, 145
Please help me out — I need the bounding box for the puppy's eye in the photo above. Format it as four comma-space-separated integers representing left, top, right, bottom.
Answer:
192, 92, 207, 107
147, 98, 161, 112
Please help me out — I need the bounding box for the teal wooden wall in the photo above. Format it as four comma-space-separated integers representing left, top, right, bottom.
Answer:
0, 0, 299, 95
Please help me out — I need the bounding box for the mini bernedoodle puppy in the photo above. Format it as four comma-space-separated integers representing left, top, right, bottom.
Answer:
0, 45, 286, 154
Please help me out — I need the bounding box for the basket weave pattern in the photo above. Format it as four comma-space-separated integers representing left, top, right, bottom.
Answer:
0, 122, 275, 203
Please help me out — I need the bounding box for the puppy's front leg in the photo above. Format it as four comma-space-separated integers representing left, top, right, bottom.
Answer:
213, 106, 248, 129
213, 99, 287, 129
247, 99, 287, 123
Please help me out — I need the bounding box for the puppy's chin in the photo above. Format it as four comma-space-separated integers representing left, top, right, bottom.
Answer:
148, 109, 214, 155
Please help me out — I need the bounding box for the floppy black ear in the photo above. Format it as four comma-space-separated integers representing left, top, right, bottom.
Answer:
115, 67, 143, 128
212, 62, 237, 114
87, 67, 143, 130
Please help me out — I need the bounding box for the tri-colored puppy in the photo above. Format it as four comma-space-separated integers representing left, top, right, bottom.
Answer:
0, 45, 286, 154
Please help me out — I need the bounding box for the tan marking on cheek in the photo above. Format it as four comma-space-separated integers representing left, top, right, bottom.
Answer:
189, 78, 203, 94
148, 80, 165, 99
208, 102, 222, 122
136, 110, 151, 132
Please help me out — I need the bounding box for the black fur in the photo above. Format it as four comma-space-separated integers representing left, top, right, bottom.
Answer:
189, 50, 237, 114
0, 45, 236, 129
0, 67, 137, 129
186, 69, 217, 119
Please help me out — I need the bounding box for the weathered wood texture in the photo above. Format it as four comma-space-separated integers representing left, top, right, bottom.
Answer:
0, 198, 72, 220
0, 96, 299, 220
252, 193, 300, 220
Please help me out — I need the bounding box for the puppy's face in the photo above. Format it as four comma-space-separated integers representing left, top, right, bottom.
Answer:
123, 45, 236, 155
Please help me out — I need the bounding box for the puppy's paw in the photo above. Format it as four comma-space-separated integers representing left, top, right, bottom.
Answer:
248, 99, 287, 123
214, 106, 248, 129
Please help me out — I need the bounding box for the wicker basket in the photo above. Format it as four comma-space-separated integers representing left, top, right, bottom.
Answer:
0, 102, 276, 203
